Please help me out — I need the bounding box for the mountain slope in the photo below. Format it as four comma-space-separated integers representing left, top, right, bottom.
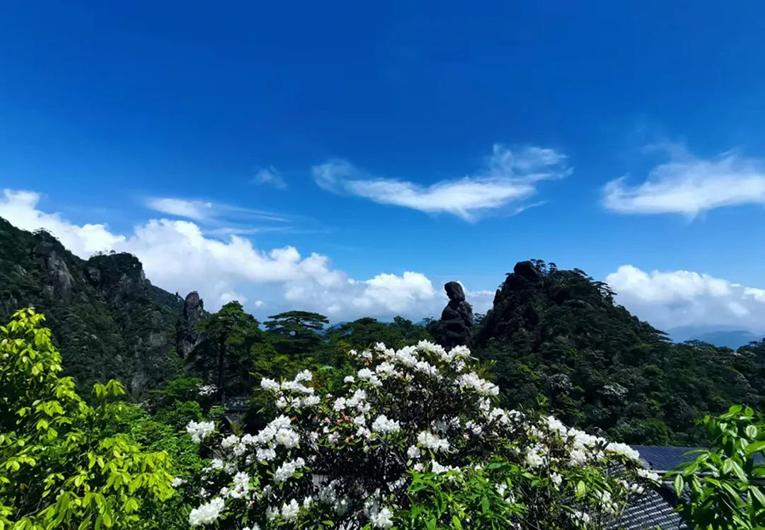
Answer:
474, 260, 765, 445
0, 217, 185, 396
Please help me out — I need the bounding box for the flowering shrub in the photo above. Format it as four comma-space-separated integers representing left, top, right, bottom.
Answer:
183, 341, 658, 529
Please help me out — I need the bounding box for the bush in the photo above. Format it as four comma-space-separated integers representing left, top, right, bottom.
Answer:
669, 404, 765, 529
0, 309, 174, 529
182, 341, 658, 529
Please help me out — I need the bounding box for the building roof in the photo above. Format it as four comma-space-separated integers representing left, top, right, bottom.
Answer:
632, 445, 701, 472
634, 445, 765, 472
610, 487, 689, 530
605, 446, 698, 529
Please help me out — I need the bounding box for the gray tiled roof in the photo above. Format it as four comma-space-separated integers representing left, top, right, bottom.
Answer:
609, 487, 689, 530
605, 446, 696, 529
631, 446, 700, 472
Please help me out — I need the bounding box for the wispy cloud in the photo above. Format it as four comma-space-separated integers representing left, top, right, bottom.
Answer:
253, 166, 287, 189
602, 146, 765, 216
145, 197, 289, 223
145, 198, 214, 221
312, 144, 571, 221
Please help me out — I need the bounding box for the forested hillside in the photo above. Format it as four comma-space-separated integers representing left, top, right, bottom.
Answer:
0, 217, 184, 396
473, 260, 765, 445
3, 217, 764, 447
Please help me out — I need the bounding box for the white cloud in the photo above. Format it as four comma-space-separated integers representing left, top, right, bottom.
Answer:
464, 289, 496, 315
253, 166, 287, 189
602, 148, 765, 216
606, 265, 765, 333
0, 190, 126, 255
0, 188, 482, 321
312, 144, 570, 221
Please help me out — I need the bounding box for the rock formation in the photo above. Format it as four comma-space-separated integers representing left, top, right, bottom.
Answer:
177, 291, 205, 359
0, 217, 186, 394
434, 281, 474, 349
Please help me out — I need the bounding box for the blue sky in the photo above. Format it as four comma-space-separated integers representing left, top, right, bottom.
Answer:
2, 1, 765, 332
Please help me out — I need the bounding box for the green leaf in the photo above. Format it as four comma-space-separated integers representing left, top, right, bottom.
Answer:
576, 480, 586, 499
746, 441, 765, 455
673, 474, 685, 497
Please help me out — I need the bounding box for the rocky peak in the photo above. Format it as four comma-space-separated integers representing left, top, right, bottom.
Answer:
85, 252, 150, 305
177, 291, 206, 359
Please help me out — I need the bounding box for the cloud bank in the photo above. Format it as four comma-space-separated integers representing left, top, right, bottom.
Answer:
603, 148, 765, 216
606, 265, 765, 334
0, 189, 484, 320
312, 145, 570, 221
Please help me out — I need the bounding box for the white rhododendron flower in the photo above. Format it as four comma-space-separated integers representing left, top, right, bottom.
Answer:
185, 420, 215, 443
185, 341, 655, 529
188, 497, 224, 527
369, 506, 394, 528
274, 457, 306, 483
371, 414, 401, 434
260, 378, 280, 391
281, 499, 300, 520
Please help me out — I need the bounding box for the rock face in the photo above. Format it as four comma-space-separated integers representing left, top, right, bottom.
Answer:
0, 216, 186, 395
32, 235, 75, 301
177, 291, 206, 359
434, 281, 474, 349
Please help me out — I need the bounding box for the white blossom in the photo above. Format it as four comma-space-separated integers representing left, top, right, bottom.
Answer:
369, 506, 394, 528
274, 458, 306, 484
256, 447, 276, 462
189, 497, 225, 527
371, 415, 401, 434
260, 378, 280, 391
281, 499, 300, 520
229, 472, 250, 499
457, 372, 499, 397
186, 420, 215, 444
295, 369, 313, 382
417, 431, 450, 453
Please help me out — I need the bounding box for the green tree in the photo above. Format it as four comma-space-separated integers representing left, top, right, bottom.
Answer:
264, 310, 328, 355
191, 301, 262, 401
0, 308, 174, 529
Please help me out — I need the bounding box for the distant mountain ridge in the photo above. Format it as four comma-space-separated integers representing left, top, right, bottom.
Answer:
0, 216, 190, 396
668, 326, 763, 349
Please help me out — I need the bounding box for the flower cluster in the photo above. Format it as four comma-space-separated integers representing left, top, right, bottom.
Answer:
186, 420, 215, 444
184, 340, 656, 529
